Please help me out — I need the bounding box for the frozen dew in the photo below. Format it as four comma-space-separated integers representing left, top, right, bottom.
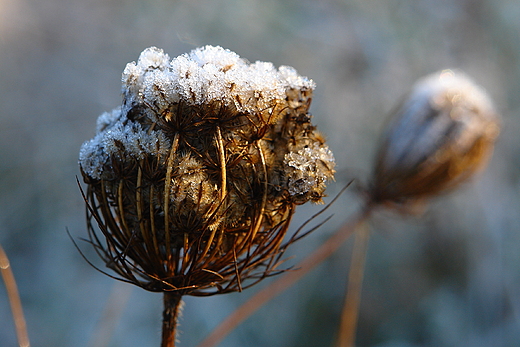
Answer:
371, 69, 500, 204
79, 136, 107, 180
101, 121, 169, 160
278, 65, 316, 90
96, 107, 122, 133
383, 70, 499, 173
80, 46, 326, 192
284, 142, 336, 198
170, 154, 210, 204
137, 46, 171, 70
119, 45, 314, 116
81, 46, 321, 182
188, 45, 243, 68
79, 111, 171, 180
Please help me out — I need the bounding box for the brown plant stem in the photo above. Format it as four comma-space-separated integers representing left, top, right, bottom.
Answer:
197, 204, 373, 347
336, 220, 370, 347
0, 243, 30, 347
162, 292, 183, 347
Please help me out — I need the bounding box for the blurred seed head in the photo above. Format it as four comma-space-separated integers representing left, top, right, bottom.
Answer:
369, 69, 500, 207
78, 46, 335, 295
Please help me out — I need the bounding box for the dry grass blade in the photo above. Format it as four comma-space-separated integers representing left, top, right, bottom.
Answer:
336, 220, 370, 347
0, 243, 30, 347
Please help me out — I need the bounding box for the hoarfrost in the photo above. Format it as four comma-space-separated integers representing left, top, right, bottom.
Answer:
171, 155, 211, 204
80, 45, 318, 181
121, 45, 315, 116
383, 70, 499, 171
284, 142, 336, 196
79, 136, 107, 180
101, 121, 170, 160
96, 107, 122, 133
278, 65, 316, 90
79, 108, 171, 180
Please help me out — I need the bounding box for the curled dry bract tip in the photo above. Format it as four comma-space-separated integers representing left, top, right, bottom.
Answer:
370, 69, 500, 207
78, 46, 335, 295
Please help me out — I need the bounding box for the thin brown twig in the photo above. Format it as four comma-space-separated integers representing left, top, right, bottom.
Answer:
0, 243, 30, 347
197, 204, 373, 347
336, 219, 371, 347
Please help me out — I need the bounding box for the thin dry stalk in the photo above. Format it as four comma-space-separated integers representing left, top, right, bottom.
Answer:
336, 220, 370, 347
0, 243, 30, 347
162, 292, 183, 347
197, 204, 373, 347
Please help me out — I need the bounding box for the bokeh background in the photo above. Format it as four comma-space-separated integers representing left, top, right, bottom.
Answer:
1, 0, 520, 346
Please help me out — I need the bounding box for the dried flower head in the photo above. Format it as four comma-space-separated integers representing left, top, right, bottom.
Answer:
369, 70, 500, 206
78, 46, 335, 295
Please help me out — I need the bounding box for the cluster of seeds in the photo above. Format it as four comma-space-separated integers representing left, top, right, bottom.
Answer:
79, 46, 335, 294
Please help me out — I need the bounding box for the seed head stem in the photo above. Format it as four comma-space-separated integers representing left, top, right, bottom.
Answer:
161, 292, 183, 347
250, 141, 267, 242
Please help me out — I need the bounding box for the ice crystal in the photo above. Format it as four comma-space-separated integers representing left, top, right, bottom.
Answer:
171, 154, 214, 206
120, 45, 315, 117
284, 142, 336, 199
79, 108, 171, 180
80, 45, 319, 181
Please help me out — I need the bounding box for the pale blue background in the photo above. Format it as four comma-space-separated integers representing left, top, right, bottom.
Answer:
1, 0, 519, 346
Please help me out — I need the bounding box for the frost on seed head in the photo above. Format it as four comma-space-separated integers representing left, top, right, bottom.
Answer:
382, 70, 499, 173
80, 45, 318, 182
121, 45, 315, 117
171, 154, 216, 206
79, 107, 171, 180
371, 69, 500, 205
96, 107, 122, 133
284, 142, 336, 203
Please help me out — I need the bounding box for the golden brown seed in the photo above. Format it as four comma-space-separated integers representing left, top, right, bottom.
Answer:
370, 69, 500, 207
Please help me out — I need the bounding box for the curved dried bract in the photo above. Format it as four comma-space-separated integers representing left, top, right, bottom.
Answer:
370, 70, 500, 206
79, 46, 335, 295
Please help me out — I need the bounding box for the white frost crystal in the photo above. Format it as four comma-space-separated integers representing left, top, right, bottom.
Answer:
79, 107, 171, 180
79, 45, 319, 182
120, 45, 315, 116
284, 142, 336, 197
382, 70, 499, 173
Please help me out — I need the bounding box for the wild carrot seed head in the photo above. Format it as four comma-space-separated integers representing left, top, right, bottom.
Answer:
370, 69, 500, 207
78, 46, 335, 295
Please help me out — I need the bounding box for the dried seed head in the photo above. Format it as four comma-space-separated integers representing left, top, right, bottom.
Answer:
78, 46, 335, 295
370, 70, 500, 206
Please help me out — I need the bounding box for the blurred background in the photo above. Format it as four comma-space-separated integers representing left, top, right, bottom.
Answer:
1, 0, 520, 346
